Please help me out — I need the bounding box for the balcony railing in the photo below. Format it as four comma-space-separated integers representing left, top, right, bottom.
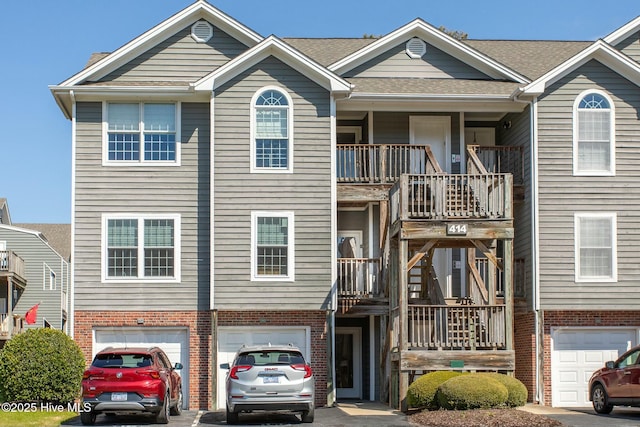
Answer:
337, 258, 381, 297
337, 144, 443, 184
0, 313, 24, 338
0, 250, 26, 278
408, 304, 506, 350
390, 174, 512, 222
469, 145, 524, 186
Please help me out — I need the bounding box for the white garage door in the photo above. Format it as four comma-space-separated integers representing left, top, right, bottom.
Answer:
551, 328, 636, 407
93, 327, 189, 409
216, 326, 310, 409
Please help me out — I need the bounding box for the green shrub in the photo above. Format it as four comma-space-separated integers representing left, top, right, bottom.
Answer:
407, 371, 466, 409
0, 328, 85, 403
436, 374, 508, 410
478, 373, 528, 407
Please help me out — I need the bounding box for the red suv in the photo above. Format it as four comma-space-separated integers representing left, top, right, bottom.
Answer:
80, 347, 183, 425
589, 344, 640, 414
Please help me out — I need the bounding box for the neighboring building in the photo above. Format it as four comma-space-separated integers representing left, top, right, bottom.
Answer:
49, 1, 640, 410
0, 203, 71, 346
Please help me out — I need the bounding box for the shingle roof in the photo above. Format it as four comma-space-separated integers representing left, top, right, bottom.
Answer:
347, 77, 520, 96
14, 223, 71, 261
463, 40, 593, 80
282, 38, 377, 66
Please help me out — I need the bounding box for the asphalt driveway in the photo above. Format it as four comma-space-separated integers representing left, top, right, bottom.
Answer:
527, 405, 640, 427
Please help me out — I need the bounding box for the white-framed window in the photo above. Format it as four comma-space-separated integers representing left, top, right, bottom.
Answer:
103, 102, 180, 166
573, 90, 615, 176
101, 214, 181, 283
250, 87, 293, 173
574, 212, 617, 282
44, 263, 56, 290
251, 211, 295, 281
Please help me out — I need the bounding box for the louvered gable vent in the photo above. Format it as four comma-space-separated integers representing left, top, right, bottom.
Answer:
191, 20, 213, 43
406, 37, 426, 59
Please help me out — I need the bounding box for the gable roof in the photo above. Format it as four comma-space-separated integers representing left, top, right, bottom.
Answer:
14, 224, 72, 261
0, 224, 68, 261
0, 198, 10, 225
327, 19, 529, 84
58, 1, 262, 88
604, 15, 640, 46
521, 40, 640, 95
193, 36, 352, 93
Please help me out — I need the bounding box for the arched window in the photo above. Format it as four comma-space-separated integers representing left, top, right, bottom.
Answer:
573, 91, 614, 175
252, 88, 292, 172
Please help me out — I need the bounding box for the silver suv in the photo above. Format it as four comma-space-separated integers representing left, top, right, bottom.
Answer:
220, 344, 315, 424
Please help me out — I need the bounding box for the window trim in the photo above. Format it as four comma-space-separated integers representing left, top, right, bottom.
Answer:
250, 86, 294, 174
574, 212, 617, 283
102, 101, 182, 167
573, 89, 615, 176
250, 211, 295, 282
43, 263, 56, 290
101, 213, 181, 283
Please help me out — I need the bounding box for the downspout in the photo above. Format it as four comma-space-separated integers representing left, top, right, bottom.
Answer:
329, 94, 338, 407
531, 97, 543, 404
69, 90, 76, 338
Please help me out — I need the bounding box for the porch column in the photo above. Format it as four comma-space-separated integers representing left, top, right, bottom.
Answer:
504, 239, 514, 351
399, 238, 409, 412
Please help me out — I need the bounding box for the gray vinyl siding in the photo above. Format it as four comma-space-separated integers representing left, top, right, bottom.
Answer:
100, 23, 249, 83
536, 59, 640, 309
74, 102, 210, 311
612, 31, 640, 64
0, 228, 69, 331
345, 41, 489, 79
497, 107, 533, 303
213, 56, 332, 310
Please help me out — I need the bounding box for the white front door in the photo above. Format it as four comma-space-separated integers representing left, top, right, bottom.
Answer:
336, 327, 362, 399
409, 116, 452, 296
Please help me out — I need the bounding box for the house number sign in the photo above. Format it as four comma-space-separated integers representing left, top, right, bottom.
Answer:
447, 223, 467, 236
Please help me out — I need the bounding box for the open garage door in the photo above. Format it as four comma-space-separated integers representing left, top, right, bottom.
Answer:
216, 326, 310, 409
551, 327, 637, 407
93, 327, 189, 409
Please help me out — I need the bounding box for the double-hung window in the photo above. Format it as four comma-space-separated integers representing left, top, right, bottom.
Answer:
573, 91, 614, 175
251, 212, 294, 281
105, 102, 179, 165
575, 213, 617, 282
252, 88, 293, 172
103, 214, 181, 282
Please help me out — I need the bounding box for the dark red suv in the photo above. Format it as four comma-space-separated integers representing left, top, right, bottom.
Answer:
589, 344, 640, 414
80, 347, 183, 425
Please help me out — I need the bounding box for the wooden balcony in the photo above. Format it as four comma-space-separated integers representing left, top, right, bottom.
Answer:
0, 313, 24, 340
337, 144, 442, 202
337, 258, 387, 314
0, 250, 25, 282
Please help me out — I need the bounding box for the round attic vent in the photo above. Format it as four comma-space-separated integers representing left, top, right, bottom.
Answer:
191, 20, 213, 43
406, 37, 426, 59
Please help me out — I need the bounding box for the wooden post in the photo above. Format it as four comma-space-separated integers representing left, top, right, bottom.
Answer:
504, 239, 514, 352
399, 238, 409, 412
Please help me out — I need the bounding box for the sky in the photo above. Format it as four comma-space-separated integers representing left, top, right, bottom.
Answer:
1, 1, 639, 224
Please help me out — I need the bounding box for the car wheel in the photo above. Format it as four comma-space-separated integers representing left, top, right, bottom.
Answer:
592, 383, 614, 414
155, 392, 170, 424
170, 388, 183, 416
301, 406, 315, 423
80, 410, 96, 426
226, 406, 239, 425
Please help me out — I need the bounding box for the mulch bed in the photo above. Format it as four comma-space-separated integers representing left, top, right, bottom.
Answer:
409, 408, 564, 427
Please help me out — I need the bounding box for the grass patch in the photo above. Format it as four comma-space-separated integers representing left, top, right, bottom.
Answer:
0, 410, 77, 427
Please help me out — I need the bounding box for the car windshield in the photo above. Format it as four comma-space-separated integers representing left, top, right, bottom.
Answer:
236, 350, 305, 366
93, 353, 152, 368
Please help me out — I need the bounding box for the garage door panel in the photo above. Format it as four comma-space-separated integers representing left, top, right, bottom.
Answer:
216, 327, 309, 410
552, 328, 637, 407
94, 328, 189, 409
